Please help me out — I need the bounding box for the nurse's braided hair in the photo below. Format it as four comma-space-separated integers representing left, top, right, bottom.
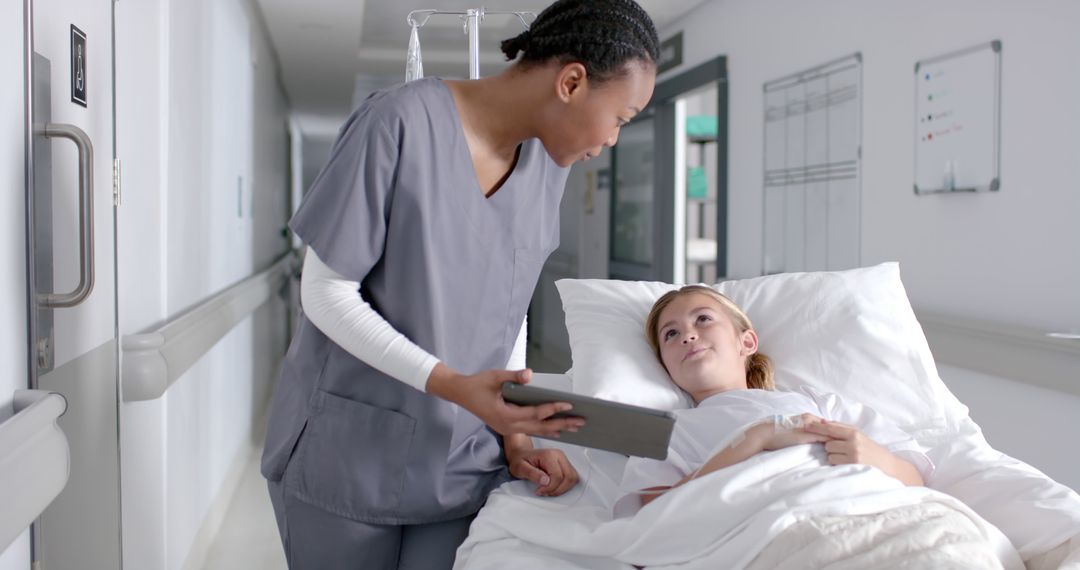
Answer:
645, 286, 776, 391
500, 0, 660, 83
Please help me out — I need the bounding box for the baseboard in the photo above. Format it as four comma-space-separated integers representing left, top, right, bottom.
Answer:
917, 310, 1080, 397
179, 439, 261, 570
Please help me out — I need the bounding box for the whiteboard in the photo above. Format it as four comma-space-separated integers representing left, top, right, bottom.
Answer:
914, 41, 1001, 194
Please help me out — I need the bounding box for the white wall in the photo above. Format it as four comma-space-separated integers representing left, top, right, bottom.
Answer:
0, 0, 31, 566
300, 135, 333, 194
115, 0, 291, 568
662, 0, 1080, 334
657, 0, 1080, 489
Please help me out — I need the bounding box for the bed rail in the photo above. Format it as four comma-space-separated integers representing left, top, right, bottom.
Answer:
121, 250, 299, 402
0, 390, 69, 551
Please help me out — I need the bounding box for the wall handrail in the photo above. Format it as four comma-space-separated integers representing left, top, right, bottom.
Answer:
917, 309, 1080, 397
121, 250, 299, 402
0, 390, 69, 552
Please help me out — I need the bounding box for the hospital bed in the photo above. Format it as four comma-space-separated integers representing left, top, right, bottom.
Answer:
454, 264, 1080, 570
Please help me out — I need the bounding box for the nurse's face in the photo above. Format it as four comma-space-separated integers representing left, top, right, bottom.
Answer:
540, 60, 656, 168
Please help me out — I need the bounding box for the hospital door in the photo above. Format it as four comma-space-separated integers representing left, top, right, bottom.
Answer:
27, 0, 122, 567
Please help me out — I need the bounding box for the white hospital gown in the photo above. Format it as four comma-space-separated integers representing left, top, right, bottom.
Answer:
621, 387, 934, 493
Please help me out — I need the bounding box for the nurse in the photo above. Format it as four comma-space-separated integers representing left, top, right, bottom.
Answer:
261, 0, 659, 567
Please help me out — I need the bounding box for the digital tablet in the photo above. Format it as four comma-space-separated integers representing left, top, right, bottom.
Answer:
501, 382, 675, 460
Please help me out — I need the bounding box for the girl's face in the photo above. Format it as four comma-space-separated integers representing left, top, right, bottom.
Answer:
539, 60, 656, 167
655, 293, 759, 403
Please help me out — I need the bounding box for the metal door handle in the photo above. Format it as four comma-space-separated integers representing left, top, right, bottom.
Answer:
36, 123, 94, 308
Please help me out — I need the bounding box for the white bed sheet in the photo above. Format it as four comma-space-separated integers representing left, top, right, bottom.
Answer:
455, 373, 1080, 570
457, 373, 631, 570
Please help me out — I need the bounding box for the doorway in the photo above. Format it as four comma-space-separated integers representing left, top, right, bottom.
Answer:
675, 84, 721, 284
609, 56, 728, 284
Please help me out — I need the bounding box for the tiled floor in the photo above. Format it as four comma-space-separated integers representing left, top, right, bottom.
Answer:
202, 450, 287, 570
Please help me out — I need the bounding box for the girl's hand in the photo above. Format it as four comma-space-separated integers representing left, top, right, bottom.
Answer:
802, 420, 893, 468
507, 445, 580, 496
426, 363, 585, 438
793, 420, 926, 486
751, 413, 830, 451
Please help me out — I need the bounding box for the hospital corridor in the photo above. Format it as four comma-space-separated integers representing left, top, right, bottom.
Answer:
3, 0, 1080, 569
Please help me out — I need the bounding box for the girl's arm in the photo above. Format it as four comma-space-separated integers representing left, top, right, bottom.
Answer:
640, 415, 829, 506
639, 437, 760, 506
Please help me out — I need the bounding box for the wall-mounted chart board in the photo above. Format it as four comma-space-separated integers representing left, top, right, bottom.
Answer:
914, 41, 1001, 194
763, 53, 862, 275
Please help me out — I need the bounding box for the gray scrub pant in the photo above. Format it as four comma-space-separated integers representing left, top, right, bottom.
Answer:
267, 479, 475, 569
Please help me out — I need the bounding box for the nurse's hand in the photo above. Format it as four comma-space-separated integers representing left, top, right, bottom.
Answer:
505, 434, 580, 496
426, 363, 586, 438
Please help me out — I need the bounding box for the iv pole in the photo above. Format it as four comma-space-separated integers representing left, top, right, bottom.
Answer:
406, 8, 535, 79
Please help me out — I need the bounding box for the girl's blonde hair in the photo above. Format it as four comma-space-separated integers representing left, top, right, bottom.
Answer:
645, 285, 775, 391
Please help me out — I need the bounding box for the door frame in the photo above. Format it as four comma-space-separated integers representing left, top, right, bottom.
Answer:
23, 0, 38, 390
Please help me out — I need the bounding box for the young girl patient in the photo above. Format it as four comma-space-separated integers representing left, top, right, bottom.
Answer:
625, 285, 933, 507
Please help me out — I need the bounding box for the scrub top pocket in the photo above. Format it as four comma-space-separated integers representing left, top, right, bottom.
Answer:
286, 390, 417, 521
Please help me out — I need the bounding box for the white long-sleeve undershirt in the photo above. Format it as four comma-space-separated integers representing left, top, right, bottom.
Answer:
300, 247, 527, 393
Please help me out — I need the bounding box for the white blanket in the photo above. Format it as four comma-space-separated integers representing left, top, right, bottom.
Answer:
455, 444, 1023, 570
746, 502, 1014, 570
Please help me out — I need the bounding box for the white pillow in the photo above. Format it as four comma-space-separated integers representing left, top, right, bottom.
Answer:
555, 263, 966, 431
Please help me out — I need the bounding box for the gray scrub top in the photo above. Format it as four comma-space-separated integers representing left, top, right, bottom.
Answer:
261, 77, 570, 525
